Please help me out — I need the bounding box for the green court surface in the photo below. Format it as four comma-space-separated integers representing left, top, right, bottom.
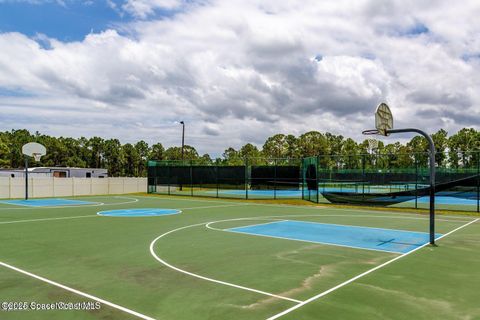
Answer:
0, 195, 479, 319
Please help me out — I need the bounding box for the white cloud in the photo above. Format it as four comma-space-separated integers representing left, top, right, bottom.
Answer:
122, 0, 184, 18
0, 0, 479, 156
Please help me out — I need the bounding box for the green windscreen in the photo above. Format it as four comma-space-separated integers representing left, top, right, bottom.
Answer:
302, 156, 318, 203
147, 152, 480, 212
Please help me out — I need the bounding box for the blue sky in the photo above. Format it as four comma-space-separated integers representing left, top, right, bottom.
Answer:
0, 0, 182, 41
0, 1, 129, 41
0, 0, 478, 155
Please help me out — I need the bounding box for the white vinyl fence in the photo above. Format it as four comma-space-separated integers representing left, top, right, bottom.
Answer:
0, 177, 147, 199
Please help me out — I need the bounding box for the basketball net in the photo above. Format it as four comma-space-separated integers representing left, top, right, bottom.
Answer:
367, 138, 378, 154
33, 153, 42, 162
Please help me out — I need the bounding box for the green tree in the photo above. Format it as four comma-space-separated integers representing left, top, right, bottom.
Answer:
447, 128, 479, 168
406, 136, 428, 167
262, 134, 290, 159
134, 140, 149, 176
7, 129, 33, 168
340, 138, 360, 169
123, 143, 140, 176
222, 147, 243, 165
197, 154, 213, 165
150, 143, 165, 161
239, 143, 262, 164
164, 145, 199, 161
87, 137, 105, 168
298, 131, 329, 158
0, 136, 10, 167
431, 129, 448, 167
104, 139, 124, 176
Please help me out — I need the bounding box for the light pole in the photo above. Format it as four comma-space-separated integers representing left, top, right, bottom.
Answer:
180, 121, 185, 191
180, 121, 185, 163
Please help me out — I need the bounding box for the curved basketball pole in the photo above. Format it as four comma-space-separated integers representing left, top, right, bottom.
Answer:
386, 128, 436, 245
363, 128, 436, 245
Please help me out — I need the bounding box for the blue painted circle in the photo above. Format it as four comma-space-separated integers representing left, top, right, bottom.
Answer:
97, 208, 181, 217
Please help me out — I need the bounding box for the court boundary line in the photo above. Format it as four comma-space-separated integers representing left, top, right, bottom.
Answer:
150, 214, 477, 311
0, 203, 246, 225
137, 195, 475, 221
0, 199, 104, 207
97, 208, 182, 217
0, 260, 156, 320
0, 215, 97, 225
245, 219, 443, 235
0, 196, 139, 210
266, 218, 480, 320
216, 219, 289, 230
181, 204, 249, 210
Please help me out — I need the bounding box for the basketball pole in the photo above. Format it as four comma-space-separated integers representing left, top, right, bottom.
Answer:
387, 128, 436, 245
25, 156, 29, 200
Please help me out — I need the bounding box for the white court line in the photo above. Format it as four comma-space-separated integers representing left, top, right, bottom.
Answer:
249, 213, 473, 224
266, 218, 480, 320
0, 215, 97, 225
149, 221, 302, 304
0, 200, 105, 208
180, 203, 248, 210
151, 214, 475, 303
0, 202, 245, 225
0, 196, 139, 210
206, 219, 288, 231
0, 261, 156, 320
138, 195, 474, 221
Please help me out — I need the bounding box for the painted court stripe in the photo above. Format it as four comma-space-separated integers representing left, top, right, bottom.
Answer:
0, 261, 156, 320
209, 222, 402, 255
0, 215, 97, 225
225, 220, 442, 254
0, 196, 138, 210
181, 203, 248, 210
0, 203, 244, 225
153, 214, 474, 305
266, 218, 480, 320
138, 195, 473, 222
223, 227, 403, 255
149, 222, 302, 304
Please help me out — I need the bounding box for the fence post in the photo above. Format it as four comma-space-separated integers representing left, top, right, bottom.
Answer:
274, 158, 277, 200
190, 161, 193, 197
245, 158, 249, 200
477, 151, 479, 213
71, 177, 75, 196
8, 176, 11, 199
215, 165, 219, 198
362, 154, 365, 199
167, 166, 171, 195
316, 156, 319, 203
415, 153, 418, 209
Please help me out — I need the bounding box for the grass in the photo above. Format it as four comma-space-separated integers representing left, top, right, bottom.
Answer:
0, 194, 479, 319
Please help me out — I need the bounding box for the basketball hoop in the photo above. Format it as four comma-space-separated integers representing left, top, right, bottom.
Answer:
21, 142, 47, 200
362, 129, 380, 135
33, 153, 42, 162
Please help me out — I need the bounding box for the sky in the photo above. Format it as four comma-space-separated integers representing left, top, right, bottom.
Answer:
0, 0, 479, 157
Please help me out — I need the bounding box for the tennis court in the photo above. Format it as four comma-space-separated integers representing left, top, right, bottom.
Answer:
0, 194, 479, 319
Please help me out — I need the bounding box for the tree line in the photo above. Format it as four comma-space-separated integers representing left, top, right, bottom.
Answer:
0, 128, 478, 177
